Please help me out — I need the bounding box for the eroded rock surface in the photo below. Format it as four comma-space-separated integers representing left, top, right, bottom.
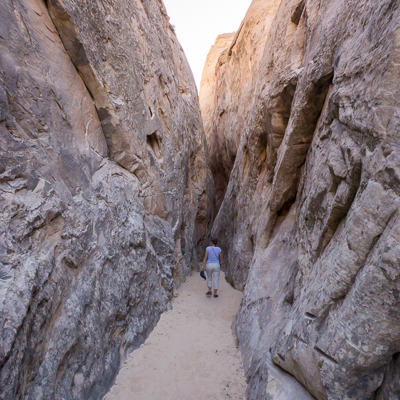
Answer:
0, 0, 212, 398
199, 32, 235, 210
200, 0, 283, 285
201, 0, 400, 399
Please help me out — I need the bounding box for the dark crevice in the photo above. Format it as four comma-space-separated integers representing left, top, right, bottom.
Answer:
314, 346, 338, 365
271, 71, 333, 213
268, 197, 296, 246
277, 197, 296, 218
305, 312, 317, 319
242, 146, 250, 176
267, 81, 298, 181
210, 108, 234, 212
284, 261, 299, 306
291, 0, 305, 25
147, 131, 162, 159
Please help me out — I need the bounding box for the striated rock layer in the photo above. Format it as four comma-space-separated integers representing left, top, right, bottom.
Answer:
200, 0, 400, 399
0, 0, 213, 399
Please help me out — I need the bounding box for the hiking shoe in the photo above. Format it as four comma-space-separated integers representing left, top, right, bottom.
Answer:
206, 291, 212, 296
214, 294, 219, 298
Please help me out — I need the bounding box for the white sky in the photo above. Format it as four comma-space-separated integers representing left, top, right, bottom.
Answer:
162, 0, 253, 91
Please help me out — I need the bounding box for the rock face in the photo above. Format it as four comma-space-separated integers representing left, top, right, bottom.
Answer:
0, 0, 212, 399
200, 0, 283, 286
200, 0, 281, 211
200, 0, 400, 399
199, 32, 234, 210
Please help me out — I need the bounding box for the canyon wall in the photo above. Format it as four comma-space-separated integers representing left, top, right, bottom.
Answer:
199, 31, 234, 210
200, 0, 400, 399
0, 0, 213, 399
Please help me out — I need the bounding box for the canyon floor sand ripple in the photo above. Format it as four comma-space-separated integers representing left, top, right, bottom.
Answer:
105, 274, 246, 400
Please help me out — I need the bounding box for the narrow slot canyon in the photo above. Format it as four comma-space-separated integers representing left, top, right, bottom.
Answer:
1, 0, 400, 400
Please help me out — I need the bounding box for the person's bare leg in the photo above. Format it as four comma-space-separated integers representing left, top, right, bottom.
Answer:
206, 269, 212, 295
214, 268, 220, 297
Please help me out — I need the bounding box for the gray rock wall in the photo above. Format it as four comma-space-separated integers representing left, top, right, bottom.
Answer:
0, 0, 213, 398
200, 0, 400, 398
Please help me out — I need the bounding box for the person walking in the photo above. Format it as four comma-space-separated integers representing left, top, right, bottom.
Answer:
201, 238, 226, 298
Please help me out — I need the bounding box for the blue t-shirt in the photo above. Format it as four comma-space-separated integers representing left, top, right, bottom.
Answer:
206, 246, 221, 264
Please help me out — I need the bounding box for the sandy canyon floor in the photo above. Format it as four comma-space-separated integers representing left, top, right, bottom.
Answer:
105, 273, 246, 400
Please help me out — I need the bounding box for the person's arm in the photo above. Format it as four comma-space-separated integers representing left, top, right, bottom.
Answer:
202, 250, 208, 271
220, 251, 226, 269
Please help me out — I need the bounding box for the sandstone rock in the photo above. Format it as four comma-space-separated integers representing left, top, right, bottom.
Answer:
200, 0, 283, 287
0, 0, 212, 398
201, 0, 400, 398
200, 0, 281, 212
199, 32, 235, 210
199, 31, 235, 157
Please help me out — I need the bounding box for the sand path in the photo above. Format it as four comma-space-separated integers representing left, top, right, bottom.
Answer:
105, 273, 246, 400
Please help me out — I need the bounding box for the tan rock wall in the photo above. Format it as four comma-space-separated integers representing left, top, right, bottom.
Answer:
200, 0, 281, 211
199, 32, 235, 145
0, 0, 212, 398
201, 0, 400, 398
